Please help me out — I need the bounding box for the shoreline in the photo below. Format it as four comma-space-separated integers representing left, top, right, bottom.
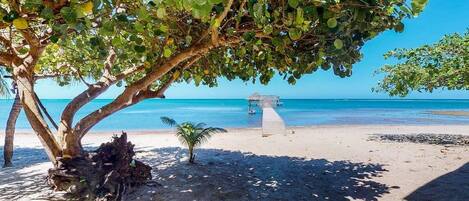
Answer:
5, 123, 469, 135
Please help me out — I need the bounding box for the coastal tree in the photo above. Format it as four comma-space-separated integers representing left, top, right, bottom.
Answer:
0, 0, 427, 199
375, 30, 469, 96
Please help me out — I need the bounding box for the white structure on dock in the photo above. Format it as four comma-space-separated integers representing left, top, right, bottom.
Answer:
247, 93, 282, 114
247, 93, 286, 137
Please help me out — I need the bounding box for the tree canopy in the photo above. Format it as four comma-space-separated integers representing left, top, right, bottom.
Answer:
375, 29, 469, 97
0, 0, 429, 198
2, 0, 427, 88
0, 0, 428, 161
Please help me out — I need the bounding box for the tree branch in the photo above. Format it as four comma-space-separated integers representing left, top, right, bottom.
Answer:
34, 92, 59, 130
0, 52, 14, 67
102, 48, 116, 78
57, 64, 145, 139
0, 35, 12, 50
211, 0, 234, 45
72, 41, 216, 137
197, 0, 234, 45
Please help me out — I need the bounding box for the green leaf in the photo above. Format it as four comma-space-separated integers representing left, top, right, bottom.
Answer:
137, 7, 150, 20
89, 37, 100, 47
289, 28, 302, 40
134, 45, 146, 53
50, 35, 59, 43
394, 22, 404, 33
411, 0, 428, 15
60, 7, 77, 23
242, 31, 256, 42
334, 39, 343, 49
157, 7, 166, 19
288, 0, 299, 8
295, 8, 304, 25
40, 7, 54, 20
163, 47, 172, 57
263, 24, 273, 35
327, 18, 337, 28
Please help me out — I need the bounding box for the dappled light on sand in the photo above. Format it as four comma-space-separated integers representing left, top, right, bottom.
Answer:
0, 147, 64, 200
129, 147, 389, 201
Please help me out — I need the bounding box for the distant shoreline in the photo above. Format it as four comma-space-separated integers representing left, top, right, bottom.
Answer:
429, 110, 469, 117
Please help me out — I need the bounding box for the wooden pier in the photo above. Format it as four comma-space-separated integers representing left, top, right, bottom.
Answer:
247, 93, 286, 137
261, 105, 286, 137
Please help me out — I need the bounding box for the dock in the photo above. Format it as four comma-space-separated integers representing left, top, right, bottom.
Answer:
261, 105, 286, 137
247, 93, 286, 137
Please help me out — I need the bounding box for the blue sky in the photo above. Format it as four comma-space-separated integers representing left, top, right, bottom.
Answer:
34, 0, 469, 99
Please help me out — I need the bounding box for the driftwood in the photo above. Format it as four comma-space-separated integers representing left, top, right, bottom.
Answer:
47, 133, 151, 200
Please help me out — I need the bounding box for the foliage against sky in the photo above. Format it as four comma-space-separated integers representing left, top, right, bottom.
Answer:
375, 29, 469, 97
2, 0, 427, 90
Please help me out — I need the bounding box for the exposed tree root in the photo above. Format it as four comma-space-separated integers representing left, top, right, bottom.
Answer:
47, 133, 151, 200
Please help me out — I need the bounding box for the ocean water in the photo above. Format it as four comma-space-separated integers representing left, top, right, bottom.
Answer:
1, 99, 469, 131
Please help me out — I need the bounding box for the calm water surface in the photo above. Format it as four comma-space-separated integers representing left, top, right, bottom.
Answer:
1, 99, 469, 131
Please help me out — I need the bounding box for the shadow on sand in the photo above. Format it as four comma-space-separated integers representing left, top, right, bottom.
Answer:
131, 147, 391, 201
0, 146, 95, 201
405, 162, 469, 201
0, 147, 63, 200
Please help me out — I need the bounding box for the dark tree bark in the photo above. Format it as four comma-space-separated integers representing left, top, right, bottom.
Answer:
48, 133, 151, 200
3, 92, 22, 167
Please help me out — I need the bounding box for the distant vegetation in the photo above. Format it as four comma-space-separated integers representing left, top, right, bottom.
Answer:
161, 117, 227, 163
376, 30, 469, 97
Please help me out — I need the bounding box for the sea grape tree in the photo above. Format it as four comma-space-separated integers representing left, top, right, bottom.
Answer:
376, 29, 468, 96
0, 0, 426, 197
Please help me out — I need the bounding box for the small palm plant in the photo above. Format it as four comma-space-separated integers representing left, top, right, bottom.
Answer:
161, 117, 227, 163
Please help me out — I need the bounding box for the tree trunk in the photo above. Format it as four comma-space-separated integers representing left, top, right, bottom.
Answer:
3, 92, 22, 167
13, 66, 62, 164
189, 146, 194, 163
62, 132, 82, 157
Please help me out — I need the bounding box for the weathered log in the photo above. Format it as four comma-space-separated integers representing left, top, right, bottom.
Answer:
47, 132, 151, 200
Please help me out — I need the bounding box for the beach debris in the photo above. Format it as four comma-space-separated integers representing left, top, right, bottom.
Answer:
369, 133, 469, 146
47, 133, 151, 200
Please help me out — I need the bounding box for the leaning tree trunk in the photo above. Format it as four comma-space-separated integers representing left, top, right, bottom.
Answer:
14, 66, 62, 164
3, 92, 22, 167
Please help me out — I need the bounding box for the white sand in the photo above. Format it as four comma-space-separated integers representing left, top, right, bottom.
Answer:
1, 125, 468, 201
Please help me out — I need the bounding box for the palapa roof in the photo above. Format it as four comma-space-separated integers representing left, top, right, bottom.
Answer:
247, 93, 279, 101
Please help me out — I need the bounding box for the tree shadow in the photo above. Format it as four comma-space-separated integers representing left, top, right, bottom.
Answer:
131, 147, 391, 201
405, 162, 469, 201
0, 147, 67, 200
0, 146, 95, 201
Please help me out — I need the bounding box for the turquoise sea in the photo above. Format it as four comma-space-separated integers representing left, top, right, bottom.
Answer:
1, 99, 469, 131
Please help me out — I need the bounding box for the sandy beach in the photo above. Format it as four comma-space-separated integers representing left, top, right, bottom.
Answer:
0, 125, 468, 201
